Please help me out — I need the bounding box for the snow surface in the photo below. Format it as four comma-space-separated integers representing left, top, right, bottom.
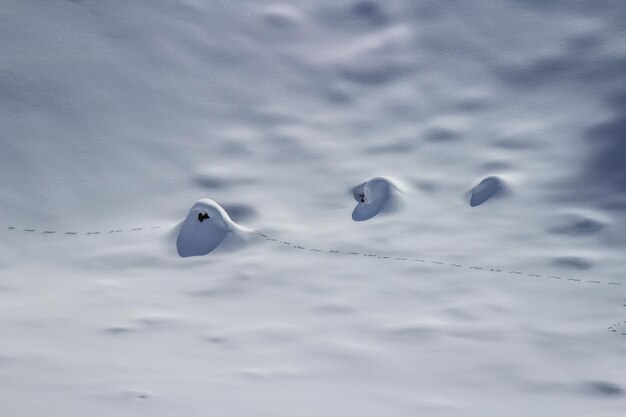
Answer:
1, 0, 626, 416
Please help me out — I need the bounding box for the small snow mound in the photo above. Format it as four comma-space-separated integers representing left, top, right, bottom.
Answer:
351, 177, 401, 221
176, 199, 250, 258
549, 213, 606, 236
553, 256, 593, 270
469, 176, 506, 207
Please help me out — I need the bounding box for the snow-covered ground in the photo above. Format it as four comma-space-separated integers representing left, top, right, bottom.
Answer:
1, 1, 625, 415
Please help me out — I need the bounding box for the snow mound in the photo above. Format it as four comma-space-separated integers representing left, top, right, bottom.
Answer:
469, 176, 506, 207
351, 177, 401, 221
176, 199, 251, 257
549, 213, 607, 236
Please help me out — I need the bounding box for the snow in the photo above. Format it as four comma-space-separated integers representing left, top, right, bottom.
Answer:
1, 0, 626, 416
351, 176, 401, 221
469, 176, 506, 207
176, 199, 251, 257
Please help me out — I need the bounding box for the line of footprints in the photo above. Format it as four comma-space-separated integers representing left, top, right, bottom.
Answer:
257, 227, 626, 337
608, 300, 626, 336
253, 230, 621, 287
3, 221, 621, 290
3, 183, 625, 336
3, 223, 625, 336
7, 222, 622, 290
4, 225, 167, 235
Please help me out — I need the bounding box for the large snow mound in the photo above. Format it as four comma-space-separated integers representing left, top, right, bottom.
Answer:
351, 176, 401, 221
176, 199, 250, 257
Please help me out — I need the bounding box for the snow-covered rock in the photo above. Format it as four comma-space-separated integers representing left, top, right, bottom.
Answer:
351, 177, 401, 221
469, 176, 506, 207
176, 199, 251, 257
